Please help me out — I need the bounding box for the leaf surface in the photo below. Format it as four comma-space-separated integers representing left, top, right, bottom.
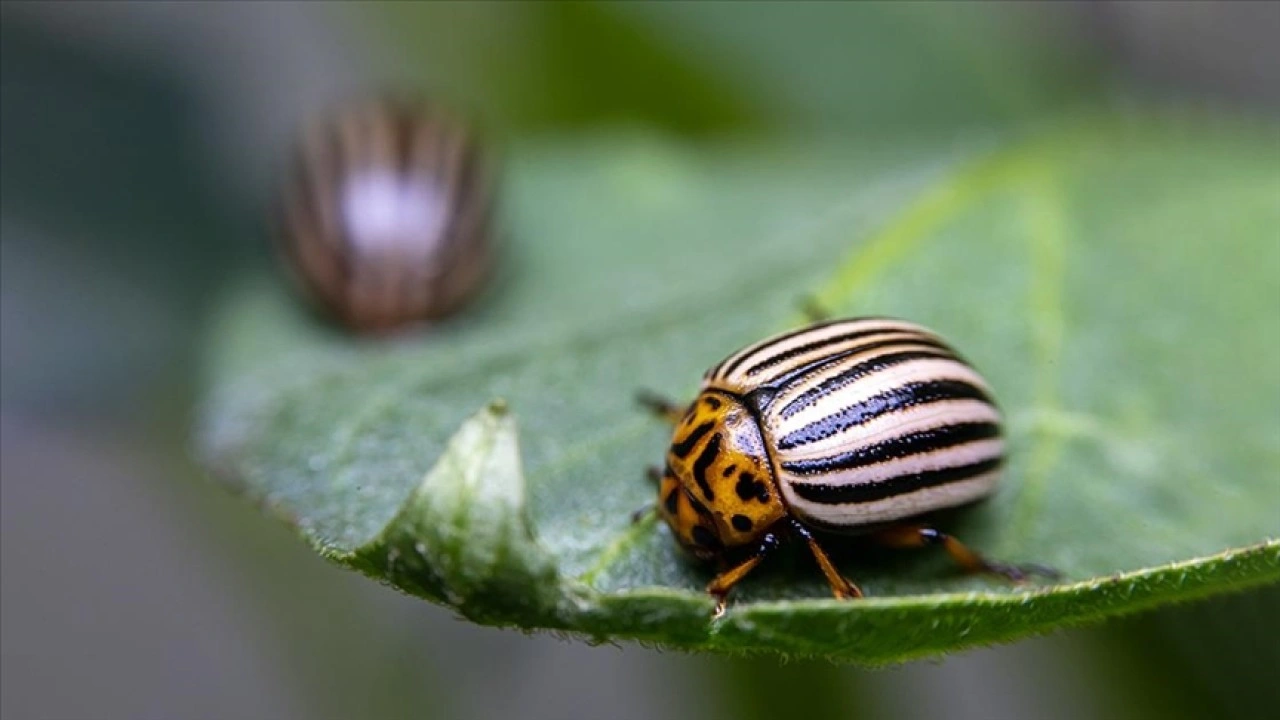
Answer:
198, 115, 1280, 663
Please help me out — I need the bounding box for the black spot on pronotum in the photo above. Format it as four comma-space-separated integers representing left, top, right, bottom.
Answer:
722, 464, 737, 478
692, 525, 722, 550
703, 396, 722, 410
735, 472, 769, 503
692, 433, 721, 500
664, 487, 680, 515
731, 514, 753, 532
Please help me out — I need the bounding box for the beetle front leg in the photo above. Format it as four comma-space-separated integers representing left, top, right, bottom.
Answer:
706, 531, 784, 618
872, 524, 1059, 582
636, 390, 687, 425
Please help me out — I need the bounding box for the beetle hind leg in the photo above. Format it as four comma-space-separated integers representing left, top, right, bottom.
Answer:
872, 524, 1060, 582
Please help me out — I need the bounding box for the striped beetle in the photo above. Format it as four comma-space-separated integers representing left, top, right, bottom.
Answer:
641, 316, 1054, 616
274, 97, 493, 332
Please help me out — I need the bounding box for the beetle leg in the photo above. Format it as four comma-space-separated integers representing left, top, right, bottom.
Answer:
872, 524, 1060, 582
629, 467, 666, 523
636, 390, 686, 425
706, 531, 783, 618
789, 519, 862, 600
645, 465, 663, 485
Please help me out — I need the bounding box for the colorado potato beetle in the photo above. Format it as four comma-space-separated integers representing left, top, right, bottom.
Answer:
641, 316, 1054, 616
274, 97, 493, 332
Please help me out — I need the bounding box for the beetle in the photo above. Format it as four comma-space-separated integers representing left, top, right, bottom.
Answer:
640, 316, 1054, 616
273, 97, 493, 333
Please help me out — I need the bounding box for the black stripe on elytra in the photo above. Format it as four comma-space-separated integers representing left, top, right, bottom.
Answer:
321, 124, 359, 314
279, 157, 317, 281
789, 456, 1003, 505
743, 326, 924, 377
426, 134, 482, 316
743, 386, 779, 416
778, 379, 995, 450
692, 433, 721, 500
390, 103, 417, 175
782, 421, 1000, 473
289, 150, 321, 236
765, 338, 952, 394
777, 350, 965, 420
438, 134, 481, 283
716, 318, 846, 379
323, 122, 351, 243
671, 421, 714, 459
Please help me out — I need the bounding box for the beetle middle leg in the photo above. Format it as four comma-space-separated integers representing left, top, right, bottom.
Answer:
790, 519, 863, 600
630, 467, 665, 523
636, 390, 686, 425
871, 524, 1059, 582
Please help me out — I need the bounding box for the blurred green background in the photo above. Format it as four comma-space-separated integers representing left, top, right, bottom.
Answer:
1, 2, 1277, 719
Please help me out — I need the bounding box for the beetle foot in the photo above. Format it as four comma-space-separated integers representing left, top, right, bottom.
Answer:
630, 504, 656, 524
832, 577, 864, 599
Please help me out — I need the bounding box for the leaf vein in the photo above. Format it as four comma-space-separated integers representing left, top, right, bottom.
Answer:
1003, 160, 1070, 551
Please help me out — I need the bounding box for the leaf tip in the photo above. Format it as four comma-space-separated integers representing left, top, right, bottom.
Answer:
350, 402, 568, 622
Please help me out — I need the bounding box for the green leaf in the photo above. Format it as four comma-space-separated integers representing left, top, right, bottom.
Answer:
198, 113, 1280, 664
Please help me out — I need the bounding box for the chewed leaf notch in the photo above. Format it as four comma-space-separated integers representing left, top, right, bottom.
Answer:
342, 402, 565, 624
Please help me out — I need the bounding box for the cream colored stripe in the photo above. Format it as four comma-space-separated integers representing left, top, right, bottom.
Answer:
717, 319, 927, 384
785, 472, 1000, 527
773, 355, 993, 434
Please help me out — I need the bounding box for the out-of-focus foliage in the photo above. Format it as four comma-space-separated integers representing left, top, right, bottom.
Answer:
367, 2, 1102, 136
